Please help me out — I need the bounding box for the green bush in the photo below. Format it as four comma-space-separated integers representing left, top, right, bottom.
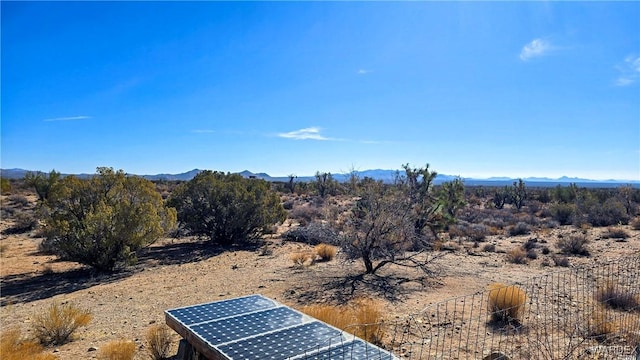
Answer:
550, 203, 575, 225
168, 171, 286, 245
41, 167, 177, 272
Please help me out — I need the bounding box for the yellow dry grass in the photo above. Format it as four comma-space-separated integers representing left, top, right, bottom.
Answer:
0, 327, 58, 360
314, 243, 337, 261
300, 298, 384, 345
488, 283, 527, 323
145, 324, 173, 360
32, 302, 92, 346
97, 340, 137, 360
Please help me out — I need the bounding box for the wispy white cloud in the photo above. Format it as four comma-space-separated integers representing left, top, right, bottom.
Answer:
191, 129, 215, 134
357, 69, 373, 75
614, 55, 640, 86
43, 115, 91, 122
278, 127, 332, 141
519, 38, 552, 61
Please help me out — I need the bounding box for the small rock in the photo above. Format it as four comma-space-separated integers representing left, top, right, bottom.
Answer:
88, 347, 98, 352
53, 349, 60, 353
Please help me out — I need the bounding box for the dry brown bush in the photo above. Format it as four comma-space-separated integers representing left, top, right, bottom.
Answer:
595, 281, 639, 311
0, 328, 58, 360
314, 243, 337, 261
32, 302, 92, 346
557, 234, 590, 256
487, 283, 527, 323
145, 325, 173, 360
505, 247, 528, 264
97, 340, 137, 360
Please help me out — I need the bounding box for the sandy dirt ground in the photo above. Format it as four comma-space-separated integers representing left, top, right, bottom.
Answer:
1, 195, 639, 359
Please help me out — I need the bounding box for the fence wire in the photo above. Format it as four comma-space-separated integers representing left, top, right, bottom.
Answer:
378, 254, 640, 359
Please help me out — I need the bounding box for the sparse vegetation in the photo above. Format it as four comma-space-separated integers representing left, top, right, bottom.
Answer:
552, 255, 571, 267
145, 325, 173, 360
487, 283, 526, 323
97, 340, 137, 360
283, 222, 340, 245
588, 306, 617, 341
557, 234, 590, 256
32, 302, 92, 346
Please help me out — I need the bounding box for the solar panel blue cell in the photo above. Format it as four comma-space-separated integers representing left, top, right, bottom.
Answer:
191, 307, 305, 346
217, 322, 343, 360
167, 294, 277, 326
294, 338, 395, 360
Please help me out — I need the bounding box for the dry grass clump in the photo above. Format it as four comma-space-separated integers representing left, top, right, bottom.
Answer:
595, 281, 639, 311
505, 247, 528, 264
145, 324, 173, 360
0, 328, 58, 360
314, 243, 337, 261
487, 283, 527, 324
557, 234, 590, 256
290, 252, 313, 267
32, 302, 92, 346
588, 306, 617, 341
97, 340, 137, 360
300, 298, 384, 345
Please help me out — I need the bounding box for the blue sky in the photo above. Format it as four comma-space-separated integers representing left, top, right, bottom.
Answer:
2, 2, 639, 180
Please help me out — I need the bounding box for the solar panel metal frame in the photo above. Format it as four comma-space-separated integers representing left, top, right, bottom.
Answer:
165, 294, 396, 360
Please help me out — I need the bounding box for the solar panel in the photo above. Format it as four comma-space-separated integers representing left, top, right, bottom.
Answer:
165, 294, 397, 360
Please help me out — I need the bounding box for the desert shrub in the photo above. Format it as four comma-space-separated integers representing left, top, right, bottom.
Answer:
631, 217, 640, 230
487, 283, 526, 323
98, 340, 137, 360
168, 171, 285, 245
506, 247, 528, 264
1, 177, 11, 194
550, 203, 576, 226
449, 222, 490, 242
300, 298, 384, 345
601, 227, 630, 239
145, 325, 173, 360
314, 243, 337, 261
290, 205, 324, 227
7, 194, 30, 207
3, 211, 38, 234
596, 282, 639, 311
32, 302, 92, 346
482, 243, 496, 252
557, 234, 590, 256
583, 197, 629, 227
42, 168, 177, 271
290, 252, 313, 267
282, 199, 294, 210
552, 255, 571, 267
525, 249, 537, 260
507, 222, 531, 236
522, 238, 538, 251
282, 222, 340, 245
541, 246, 551, 255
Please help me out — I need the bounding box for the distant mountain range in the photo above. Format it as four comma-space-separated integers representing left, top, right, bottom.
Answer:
1, 168, 638, 188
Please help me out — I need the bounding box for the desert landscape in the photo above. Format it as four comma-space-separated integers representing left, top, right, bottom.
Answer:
1, 173, 639, 359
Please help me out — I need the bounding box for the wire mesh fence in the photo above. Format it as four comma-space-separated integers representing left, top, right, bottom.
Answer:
377, 254, 640, 359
